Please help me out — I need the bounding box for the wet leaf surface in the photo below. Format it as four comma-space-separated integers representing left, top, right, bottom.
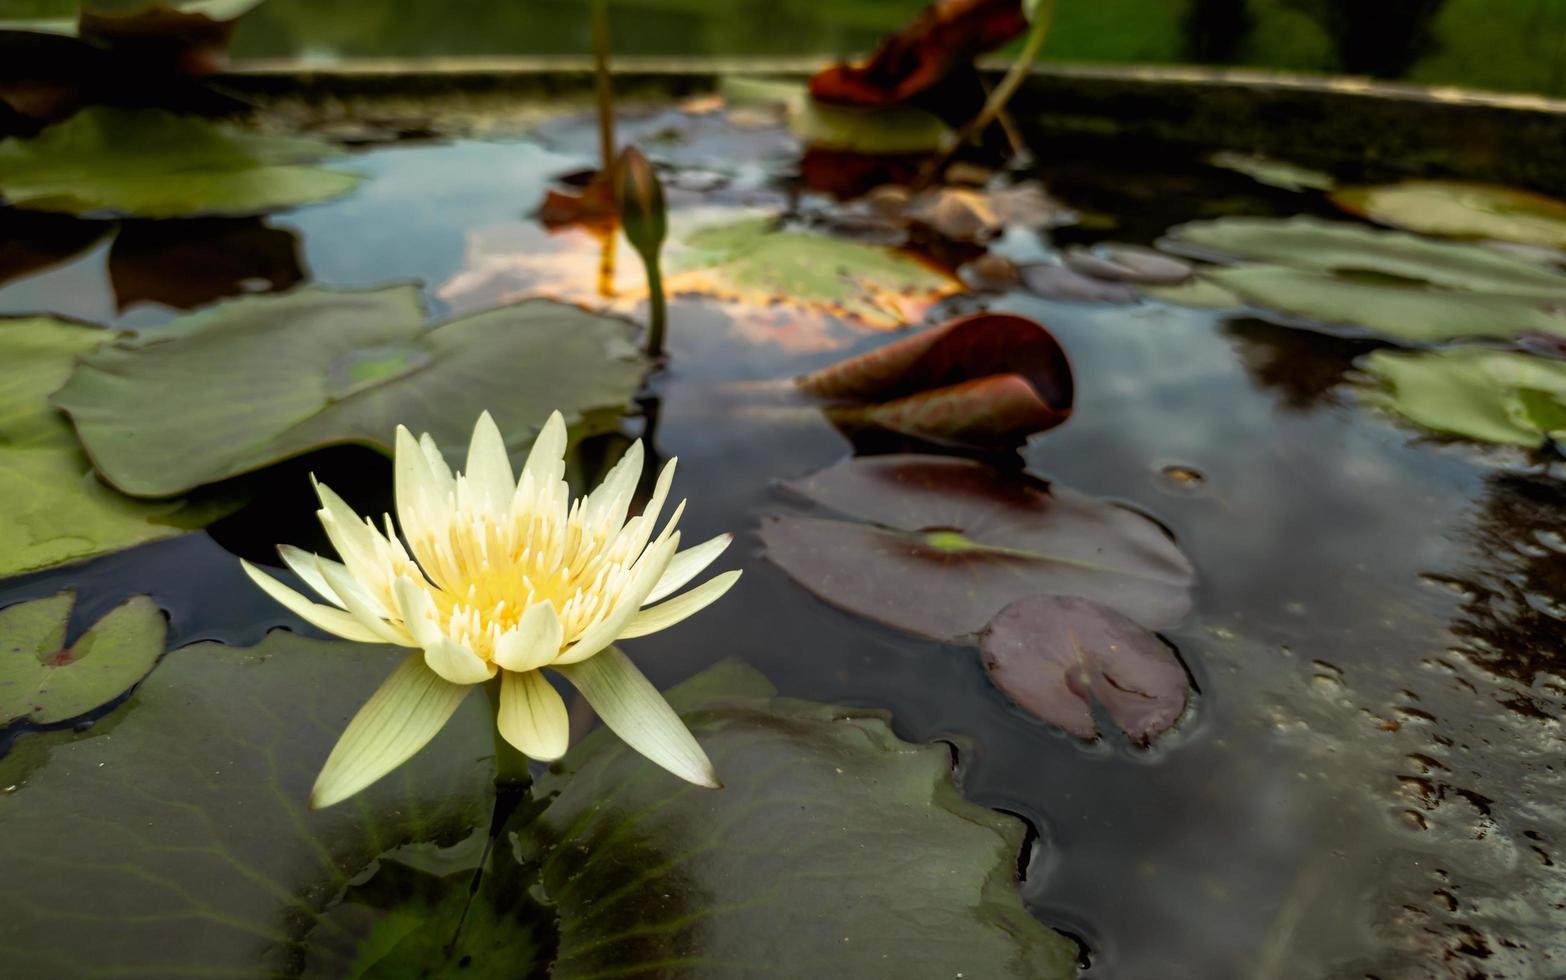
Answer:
761, 455, 1197, 641
796, 311, 1074, 446
979, 595, 1189, 743
0, 590, 165, 726
1358, 347, 1566, 447
0, 315, 228, 576
1332, 181, 1566, 249
0, 107, 361, 217
53, 286, 650, 496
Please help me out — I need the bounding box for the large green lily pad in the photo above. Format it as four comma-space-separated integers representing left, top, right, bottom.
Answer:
1332, 181, 1566, 250
1357, 347, 1566, 448
0, 107, 361, 218
761, 455, 1197, 640
0, 315, 229, 577
52, 286, 651, 497
667, 216, 956, 329
0, 636, 1076, 978
1162, 217, 1566, 342
0, 590, 165, 726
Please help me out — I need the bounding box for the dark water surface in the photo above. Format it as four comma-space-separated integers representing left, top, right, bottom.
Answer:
1, 115, 1563, 979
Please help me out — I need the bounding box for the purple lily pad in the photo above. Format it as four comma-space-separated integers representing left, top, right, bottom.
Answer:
979, 595, 1190, 743
760, 455, 1196, 642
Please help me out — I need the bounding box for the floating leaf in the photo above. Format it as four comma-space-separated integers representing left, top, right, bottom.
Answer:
809, 0, 1028, 107
1332, 181, 1566, 249
526, 659, 1078, 979
797, 312, 1074, 446
1357, 347, 1566, 447
761, 454, 1196, 641
1021, 263, 1140, 304
1210, 152, 1335, 192
0, 637, 1074, 978
881, 182, 1074, 241
1063, 244, 1192, 284
980, 595, 1189, 743
0, 315, 229, 577
0, 591, 165, 726
53, 286, 650, 497
0, 107, 361, 218
666, 217, 956, 329
1138, 275, 1245, 309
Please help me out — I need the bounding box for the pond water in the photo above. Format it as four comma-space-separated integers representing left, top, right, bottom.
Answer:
1, 95, 1563, 979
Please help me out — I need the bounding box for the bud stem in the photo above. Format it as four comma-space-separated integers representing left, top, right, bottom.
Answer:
645, 257, 668, 359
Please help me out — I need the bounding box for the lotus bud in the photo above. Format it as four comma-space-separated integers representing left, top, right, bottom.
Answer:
613, 146, 670, 358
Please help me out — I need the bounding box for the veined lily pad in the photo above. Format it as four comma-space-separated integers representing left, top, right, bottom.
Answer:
761, 454, 1196, 640
0, 107, 361, 218
52, 286, 650, 497
1357, 347, 1566, 448
666, 217, 957, 329
0, 590, 165, 726
1332, 181, 1566, 250
0, 315, 229, 577
0, 637, 1075, 978
796, 312, 1074, 447
980, 595, 1189, 743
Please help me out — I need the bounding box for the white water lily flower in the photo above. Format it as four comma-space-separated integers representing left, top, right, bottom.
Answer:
241, 411, 740, 808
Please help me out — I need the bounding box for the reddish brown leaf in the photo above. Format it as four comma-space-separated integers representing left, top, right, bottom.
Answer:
980, 595, 1190, 744
809, 0, 1029, 108
536, 173, 616, 231
797, 312, 1072, 446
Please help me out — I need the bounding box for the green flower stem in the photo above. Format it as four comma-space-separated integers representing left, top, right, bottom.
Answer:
484, 677, 532, 790
644, 256, 668, 359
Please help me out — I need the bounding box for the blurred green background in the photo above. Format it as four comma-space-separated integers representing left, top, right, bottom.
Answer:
5, 0, 1565, 96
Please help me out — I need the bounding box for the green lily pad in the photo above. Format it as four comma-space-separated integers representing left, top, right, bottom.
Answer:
1357, 347, 1566, 447
0, 107, 361, 218
0, 635, 1075, 978
1209, 152, 1336, 192
52, 286, 651, 497
761, 454, 1197, 640
667, 216, 956, 329
1332, 181, 1566, 250
0, 315, 230, 577
0, 590, 165, 726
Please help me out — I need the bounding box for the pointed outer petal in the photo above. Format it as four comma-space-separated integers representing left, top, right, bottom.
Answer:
554, 530, 681, 665
240, 560, 386, 643
395, 425, 444, 554
611, 457, 678, 562
493, 600, 565, 673
583, 440, 644, 536
497, 669, 570, 761
277, 544, 345, 607
555, 647, 720, 788
314, 556, 416, 647
391, 577, 496, 684
314, 479, 388, 574
463, 411, 516, 516
514, 410, 569, 515
646, 533, 733, 604
418, 432, 456, 495
619, 570, 742, 639
310, 654, 471, 809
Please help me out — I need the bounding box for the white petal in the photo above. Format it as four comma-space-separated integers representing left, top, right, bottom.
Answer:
492, 600, 564, 672
554, 529, 681, 665
241, 560, 385, 643
391, 577, 495, 684
497, 669, 570, 761
310, 654, 470, 808
556, 647, 719, 788
395, 425, 444, 556
619, 570, 741, 639
583, 440, 644, 537
610, 457, 677, 562
277, 544, 345, 607
646, 532, 732, 604
313, 479, 389, 578
315, 556, 415, 647
462, 411, 515, 516
514, 410, 569, 519
418, 432, 455, 494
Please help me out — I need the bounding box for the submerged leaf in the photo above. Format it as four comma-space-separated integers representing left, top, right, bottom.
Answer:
1357, 347, 1566, 447
797, 312, 1074, 446
0, 591, 165, 726
0, 107, 361, 218
1332, 181, 1566, 249
980, 595, 1189, 742
761, 455, 1196, 641
53, 286, 650, 497
0, 315, 229, 576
